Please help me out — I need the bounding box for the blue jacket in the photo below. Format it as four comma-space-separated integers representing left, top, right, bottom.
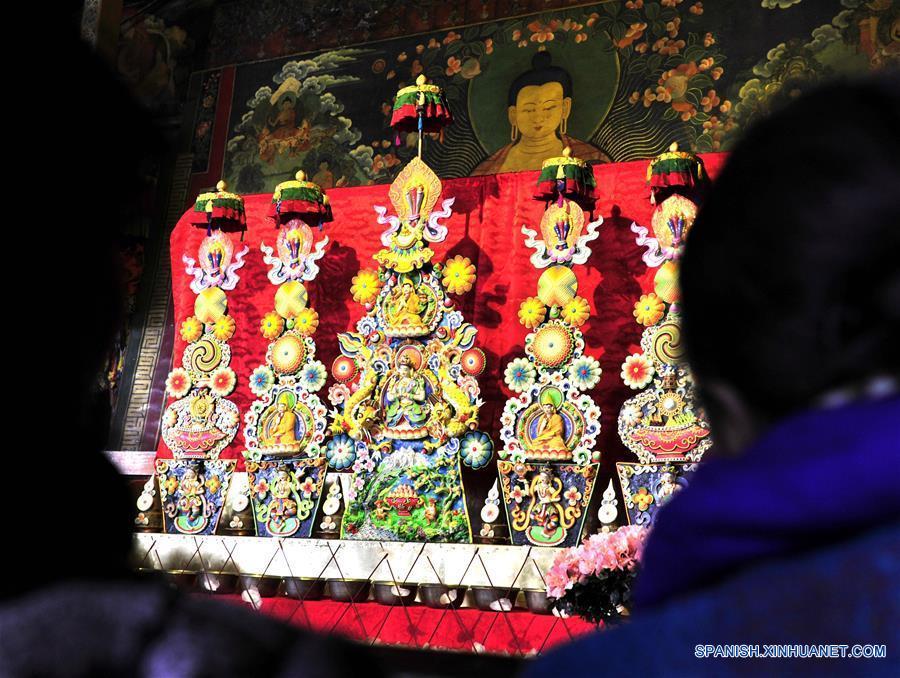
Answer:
527, 395, 900, 676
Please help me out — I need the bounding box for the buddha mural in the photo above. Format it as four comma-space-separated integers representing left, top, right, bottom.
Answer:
312, 160, 335, 189
471, 51, 609, 175
257, 88, 314, 164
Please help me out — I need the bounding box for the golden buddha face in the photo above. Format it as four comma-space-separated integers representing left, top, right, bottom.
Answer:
508, 82, 571, 140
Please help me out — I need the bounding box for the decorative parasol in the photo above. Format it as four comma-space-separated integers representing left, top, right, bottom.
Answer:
390, 74, 453, 157
268, 170, 333, 228
534, 147, 597, 214
191, 180, 246, 236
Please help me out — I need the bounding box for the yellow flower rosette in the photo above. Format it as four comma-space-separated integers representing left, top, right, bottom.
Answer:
633, 293, 665, 326
212, 315, 236, 341
351, 269, 382, 305
518, 296, 547, 329
294, 307, 320, 336
261, 311, 284, 340
442, 255, 476, 295
561, 296, 590, 327
180, 316, 203, 343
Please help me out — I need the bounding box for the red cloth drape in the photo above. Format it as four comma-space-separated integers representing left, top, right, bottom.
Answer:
220, 595, 597, 655
160, 155, 727, 474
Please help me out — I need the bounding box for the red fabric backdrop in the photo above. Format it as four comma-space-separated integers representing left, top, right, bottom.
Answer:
218, 596, 596, 655
160, 155, 726, 493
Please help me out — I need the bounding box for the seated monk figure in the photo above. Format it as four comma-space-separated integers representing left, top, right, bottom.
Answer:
527, 389, 569, 453
388, 282, 426, 328
262, 395, 298, 448
471, 51, 610, 175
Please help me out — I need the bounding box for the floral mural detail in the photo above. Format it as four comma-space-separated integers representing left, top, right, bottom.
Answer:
723, 0, 899, 148
191, 71, 221, 172
203, 1, 896, 189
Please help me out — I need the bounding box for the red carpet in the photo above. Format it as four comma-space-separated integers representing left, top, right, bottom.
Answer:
221, 595, 597, 655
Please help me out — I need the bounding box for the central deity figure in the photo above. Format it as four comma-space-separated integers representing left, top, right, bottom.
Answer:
384, 354, 429, 429
267, 468, 300, 533
173, 467, 209, 533
529, 471, 562, 528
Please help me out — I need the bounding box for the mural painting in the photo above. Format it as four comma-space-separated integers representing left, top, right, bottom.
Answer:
199, 0, 896, 194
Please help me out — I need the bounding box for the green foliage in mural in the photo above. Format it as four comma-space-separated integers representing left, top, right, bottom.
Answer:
200, 0, 897, 191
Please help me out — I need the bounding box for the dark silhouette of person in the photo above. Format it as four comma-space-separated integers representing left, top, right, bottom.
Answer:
526, 73, 900, 676
0, 17, 374, 678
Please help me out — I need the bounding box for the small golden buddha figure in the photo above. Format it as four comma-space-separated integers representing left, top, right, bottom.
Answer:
526, 388, 569, 454
387, 281, 426, 328
261, 393, 299, 448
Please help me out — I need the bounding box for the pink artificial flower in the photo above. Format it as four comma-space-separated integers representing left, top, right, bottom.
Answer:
545, 561, 574, 599
545, 526, 650, 599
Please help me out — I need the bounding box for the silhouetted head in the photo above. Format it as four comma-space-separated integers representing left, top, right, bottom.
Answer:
13, 18, 161, 599
680, 73, 900, 454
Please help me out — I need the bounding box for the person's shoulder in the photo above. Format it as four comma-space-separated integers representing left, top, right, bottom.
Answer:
1, 579, 371, 677
525, 523, 900, 677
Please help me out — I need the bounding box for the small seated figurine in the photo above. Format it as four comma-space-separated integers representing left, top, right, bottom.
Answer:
267, 468, 300, 534
527, 388, 569, 454
261, 393, 299, 449
509, 467, 579, 545
657, 471, 681, 505
173, 468, 208, 532
387, 281, 426, 328
529, 470, 562, 537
